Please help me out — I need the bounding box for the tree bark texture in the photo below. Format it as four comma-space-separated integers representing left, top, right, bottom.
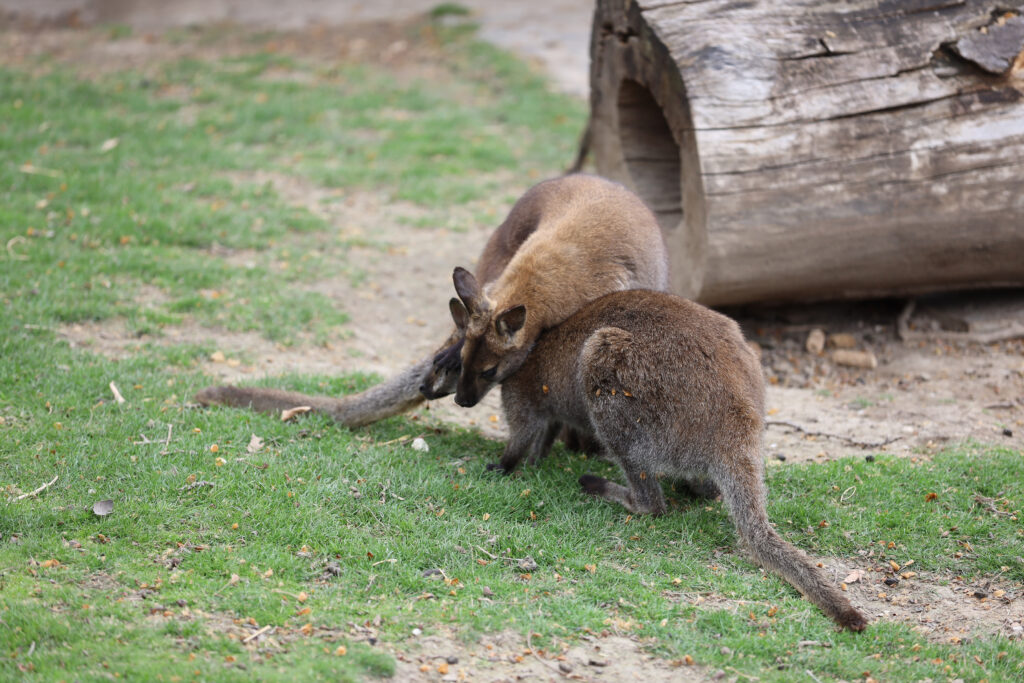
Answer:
589, 0, 1024, 305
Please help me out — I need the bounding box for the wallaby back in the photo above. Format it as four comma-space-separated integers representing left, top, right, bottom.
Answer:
490, 290, 866, 631
452, 174, 669, 407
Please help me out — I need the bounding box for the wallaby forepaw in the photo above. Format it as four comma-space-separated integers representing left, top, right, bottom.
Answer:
578, 474, 608, 495
485, 462, 509, 475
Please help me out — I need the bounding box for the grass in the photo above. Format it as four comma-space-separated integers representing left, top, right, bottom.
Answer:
2, 17, 1023, 683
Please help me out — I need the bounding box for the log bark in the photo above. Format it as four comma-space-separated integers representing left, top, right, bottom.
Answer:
589, 0, 1024, 306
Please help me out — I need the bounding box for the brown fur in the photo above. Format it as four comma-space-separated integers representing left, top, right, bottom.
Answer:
464, 289, 866, 632
451, 174, 669, 408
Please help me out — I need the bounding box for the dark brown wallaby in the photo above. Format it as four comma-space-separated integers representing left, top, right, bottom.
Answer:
453, 288, 866, 631
194, 174, 663, 426
451, 174, 669, 409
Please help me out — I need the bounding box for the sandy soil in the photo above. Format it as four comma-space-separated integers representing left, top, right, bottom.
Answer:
6, 6, 1023, 678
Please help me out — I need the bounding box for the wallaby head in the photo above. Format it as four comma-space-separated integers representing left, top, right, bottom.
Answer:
450, 266, 533, 407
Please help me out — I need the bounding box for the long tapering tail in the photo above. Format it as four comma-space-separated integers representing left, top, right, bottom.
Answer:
194, 355, 433, 428
721, 482, 867, 631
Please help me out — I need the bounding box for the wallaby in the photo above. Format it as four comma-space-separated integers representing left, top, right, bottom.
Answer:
450, 175, 669, 408
193, 178, 545, 424
450, 287, 867, 631
194, 174, 666, 427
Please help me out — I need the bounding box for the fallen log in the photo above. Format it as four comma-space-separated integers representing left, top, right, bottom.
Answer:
588, 0, 1024, 305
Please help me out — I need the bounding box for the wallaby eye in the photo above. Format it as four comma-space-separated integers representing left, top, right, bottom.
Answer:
480, 366, 498, 380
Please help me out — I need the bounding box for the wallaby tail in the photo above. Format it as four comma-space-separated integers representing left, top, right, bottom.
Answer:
194, 355, 432, 428
722, 483, 867, 631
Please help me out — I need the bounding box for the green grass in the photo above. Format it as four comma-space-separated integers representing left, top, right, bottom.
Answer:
2, 19, 1023, 683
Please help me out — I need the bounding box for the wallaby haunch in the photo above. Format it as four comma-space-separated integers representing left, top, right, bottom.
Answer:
453, 287, 866, 631
195, 175, 669, 427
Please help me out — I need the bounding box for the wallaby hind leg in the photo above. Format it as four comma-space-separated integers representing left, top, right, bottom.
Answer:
679, 478, 720, 500
579, 444, 668, 516
713, 455, 867, 631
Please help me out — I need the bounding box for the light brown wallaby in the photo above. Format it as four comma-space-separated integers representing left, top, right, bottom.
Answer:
453, 288, 867, 631
450, 174, 669, 408
194, 174, 665, 426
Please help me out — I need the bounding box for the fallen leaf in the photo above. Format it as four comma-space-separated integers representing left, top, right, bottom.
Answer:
334, 645, 347, 656
297, 591, 308, 603
584, 564, 596, 574
843, 569, 865, 584
40, 558, 61, 569
300, 623, 313, 636
228, 573, 240, 586
92, 499, 114, 516
210, 443, 219, 453
247, 434, 264, 454
281, 406, 312, 421
100, 137, 119, 153
210, 350, 226, 363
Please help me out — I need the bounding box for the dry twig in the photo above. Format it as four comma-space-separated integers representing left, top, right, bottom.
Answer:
526, 631, 574, 678
898, 299, 1024, 344
766, 419, 900, 449
11, 475, 58, 502
242, 625, 273, 644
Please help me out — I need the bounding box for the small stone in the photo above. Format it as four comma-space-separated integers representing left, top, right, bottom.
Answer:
559, 662, 573, 673
411, 627, 422, 637
805, 328, 826, 355
1003, 428, 1014, 437
884, 577, 899, 587
828, 332, 857, 349
832, 349, 877, 369
974, 589, 988, 599
446, 656, 458, 665
518, 556, 538, 572
865, 455, 875, 463
773, 453, 787, 462
411, 437, 429, 452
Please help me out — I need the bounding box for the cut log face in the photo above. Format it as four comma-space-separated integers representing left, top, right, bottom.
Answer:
590, 0, 1024, 305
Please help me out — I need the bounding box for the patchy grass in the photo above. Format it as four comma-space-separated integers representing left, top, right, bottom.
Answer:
2, 18, 1023, 683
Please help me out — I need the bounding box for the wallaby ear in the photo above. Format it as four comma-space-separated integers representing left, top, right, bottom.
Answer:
449, 297, 469, 331
452, 267, 480, 311
494, 305, 526, 339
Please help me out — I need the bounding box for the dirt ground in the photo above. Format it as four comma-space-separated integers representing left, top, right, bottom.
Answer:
5, 4, 1023, 679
